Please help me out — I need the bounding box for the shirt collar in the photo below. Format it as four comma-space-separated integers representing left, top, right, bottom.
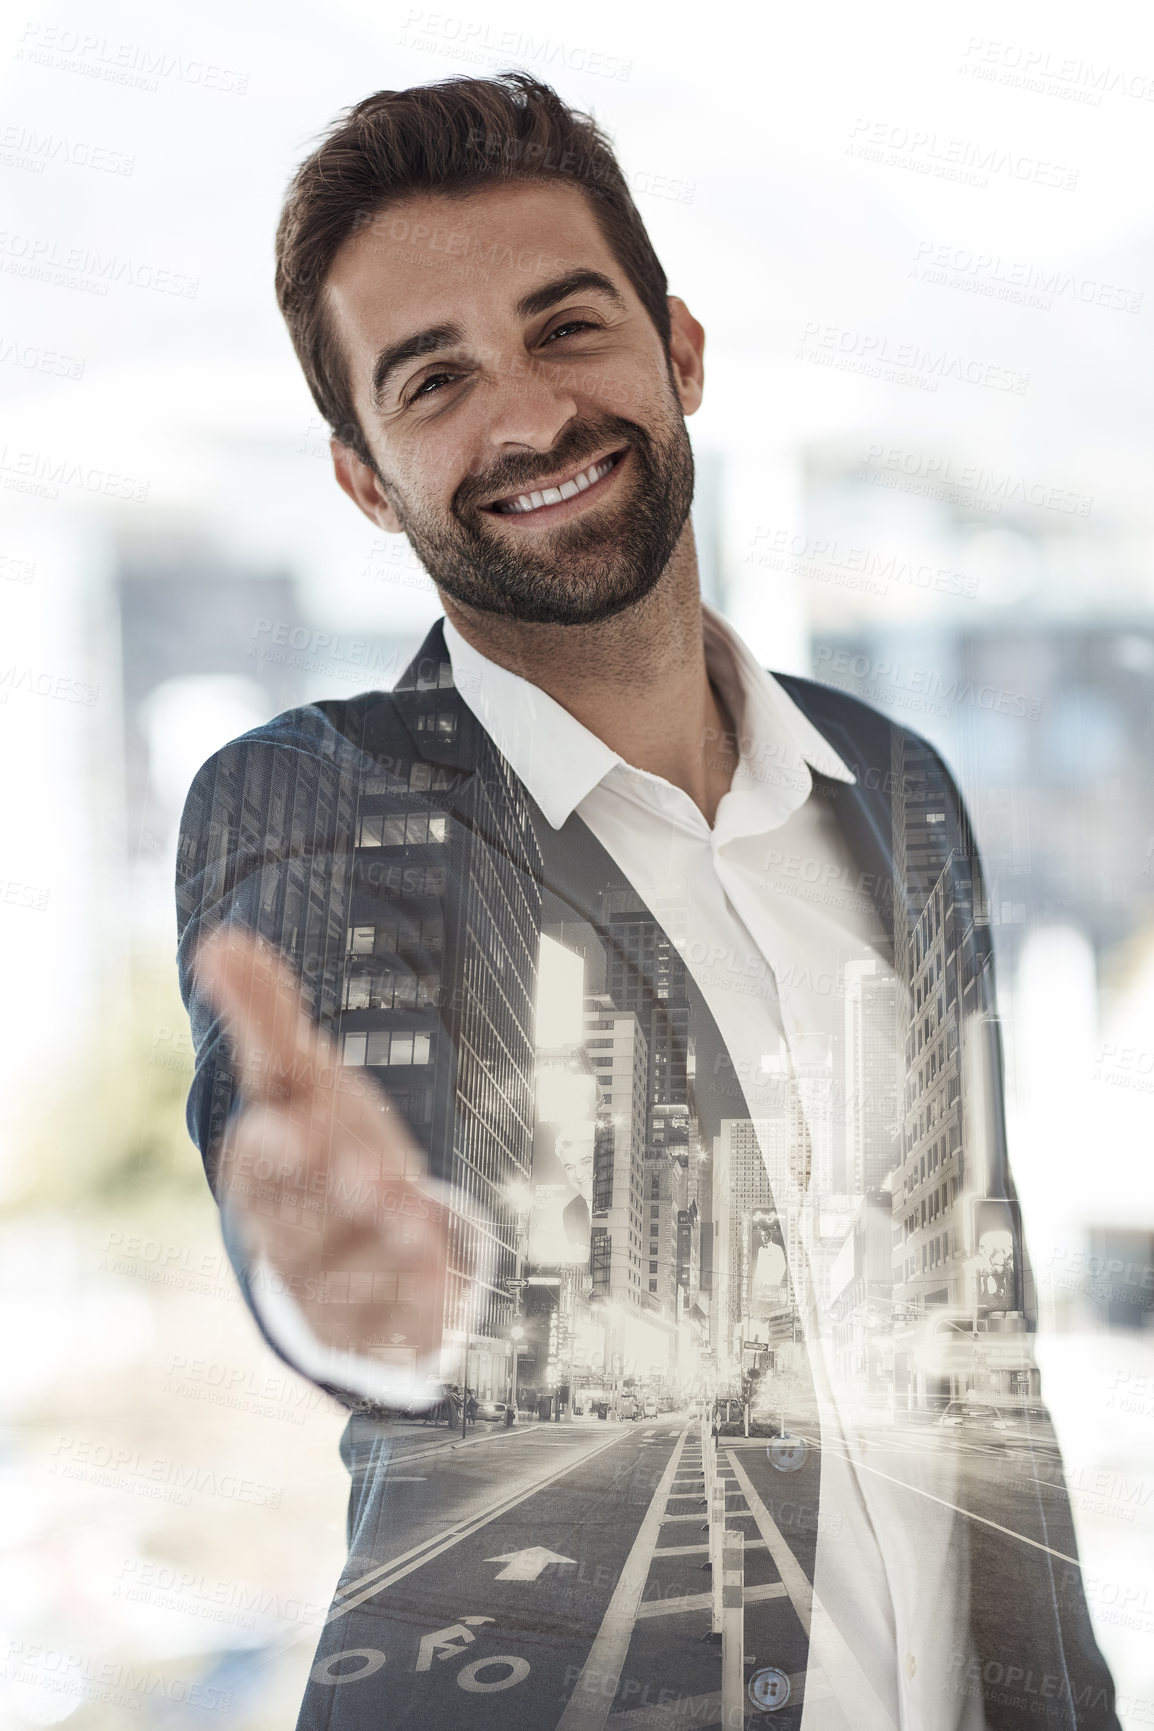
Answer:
442, 604, 855, 831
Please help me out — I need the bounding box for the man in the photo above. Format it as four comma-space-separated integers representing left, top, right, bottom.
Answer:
177, 73, 1118, 1731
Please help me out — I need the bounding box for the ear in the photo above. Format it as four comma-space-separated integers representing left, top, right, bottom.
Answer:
331, 438, 405, 533
666, 296, 705, 416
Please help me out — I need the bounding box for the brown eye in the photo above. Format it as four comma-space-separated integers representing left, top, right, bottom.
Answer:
409, 371, 459, 403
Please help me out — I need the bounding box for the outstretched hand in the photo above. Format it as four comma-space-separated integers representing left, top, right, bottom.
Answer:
193, 925, 450, 1396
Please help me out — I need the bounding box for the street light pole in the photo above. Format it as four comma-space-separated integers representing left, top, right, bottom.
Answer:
565, 1270, 577, 1422
510, 1319, 524, 1422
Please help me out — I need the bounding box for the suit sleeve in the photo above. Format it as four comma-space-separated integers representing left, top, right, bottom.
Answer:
922, 736, 1121, 1731
174, 710, 411, 1414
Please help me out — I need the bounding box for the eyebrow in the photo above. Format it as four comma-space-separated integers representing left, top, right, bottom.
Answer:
369, 268, 628, 408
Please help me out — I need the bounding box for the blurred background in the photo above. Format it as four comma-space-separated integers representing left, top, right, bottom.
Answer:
2, 0, 1154, 1723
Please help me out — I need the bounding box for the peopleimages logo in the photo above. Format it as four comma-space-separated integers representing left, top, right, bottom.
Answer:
0, 123, 135, 176
847, 117, 1079, 190
794, 321, 1029, 395
862, 444, 1093, 517
15, 22, 249, 95
0, 230, 198, 298
911, 239, 1143, 315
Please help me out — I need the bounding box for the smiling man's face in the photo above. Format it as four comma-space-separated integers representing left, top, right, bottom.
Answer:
324, 180, 702, 626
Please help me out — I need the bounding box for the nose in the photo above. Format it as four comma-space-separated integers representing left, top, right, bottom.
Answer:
479, 353, 580, 457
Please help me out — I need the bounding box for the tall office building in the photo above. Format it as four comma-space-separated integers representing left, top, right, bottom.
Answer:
339, 678, 544, 1398
712, 1083, 810, 1371
643, 1150, 679, 1311
585, 997, 650, 1310
888, 730, 972, 1319
844, 960, 902, 1194
604, 896, 691, 1155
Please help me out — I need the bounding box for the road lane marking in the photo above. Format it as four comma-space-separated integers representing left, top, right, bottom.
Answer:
554, 1429, 687, 1731
330, 1429, 625, 1621
725, 1451, 814, 1633
416, 1617, 493, 1670
660, 1508, 757, 1524
653, 1538, 766, 1558
805, 1437, 1082, 1566
457, 1655, 530, 1692
485, 1546, 577, 1582
635, 1581, 787, 1619
727, 1450, 895, 1724
384, 1423, 544, 1468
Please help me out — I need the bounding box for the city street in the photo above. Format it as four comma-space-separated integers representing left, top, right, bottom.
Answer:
294, 1409, 1080, 1731
297, 1414, 824, 1730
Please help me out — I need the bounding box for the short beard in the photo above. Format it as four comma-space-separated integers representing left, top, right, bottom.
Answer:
377, 396, 696, 628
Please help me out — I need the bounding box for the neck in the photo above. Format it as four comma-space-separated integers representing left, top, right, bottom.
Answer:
438, 523, 739, 826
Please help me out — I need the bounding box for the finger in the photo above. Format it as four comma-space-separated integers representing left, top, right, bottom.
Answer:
193, 926, 333, 1106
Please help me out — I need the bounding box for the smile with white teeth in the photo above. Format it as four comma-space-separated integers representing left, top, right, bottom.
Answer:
489, 451, 621, 514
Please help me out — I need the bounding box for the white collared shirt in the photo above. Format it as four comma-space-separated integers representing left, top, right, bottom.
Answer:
444, 605, 982, 1731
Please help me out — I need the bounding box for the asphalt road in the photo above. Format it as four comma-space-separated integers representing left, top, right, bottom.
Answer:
294, 1413, 828, 1730
293, 1410, 1080, 1731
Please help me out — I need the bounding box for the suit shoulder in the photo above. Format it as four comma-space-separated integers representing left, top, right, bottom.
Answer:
180, 689, 410, 800
772, 669, 964, 798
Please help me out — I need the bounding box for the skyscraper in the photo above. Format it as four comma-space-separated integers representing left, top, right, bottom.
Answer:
844, 960, 902, 1194
339, 678, 544, 1398
584, 997, 649, 1310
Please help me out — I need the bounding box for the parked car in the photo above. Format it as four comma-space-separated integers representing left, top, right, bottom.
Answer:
473, 1399, 511, 1423
937, 1400, 1012, 1433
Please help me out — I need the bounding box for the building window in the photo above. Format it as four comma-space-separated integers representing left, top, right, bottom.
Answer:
344, 970, 441, 1012
648, 1279, 657, 1292
357, 810, 448, 847
347, 924, 375, 954
415, 710, 458, 738
343, 1029, 431, 1066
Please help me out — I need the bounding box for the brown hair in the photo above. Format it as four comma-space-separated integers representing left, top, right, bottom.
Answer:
274, 71, 670, 466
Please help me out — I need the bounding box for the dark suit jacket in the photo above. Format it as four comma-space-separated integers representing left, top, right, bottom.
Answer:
176, 618, 1119, 1730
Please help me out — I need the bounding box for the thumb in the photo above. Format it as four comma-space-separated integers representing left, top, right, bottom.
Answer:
193, 925, 328, 1107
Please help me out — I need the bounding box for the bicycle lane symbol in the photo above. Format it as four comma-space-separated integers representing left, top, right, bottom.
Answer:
315, 1616, 531, 1695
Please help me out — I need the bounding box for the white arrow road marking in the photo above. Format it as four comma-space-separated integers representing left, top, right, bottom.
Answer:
329, 1428, 623, 1623
484, 1546, 577, 1582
